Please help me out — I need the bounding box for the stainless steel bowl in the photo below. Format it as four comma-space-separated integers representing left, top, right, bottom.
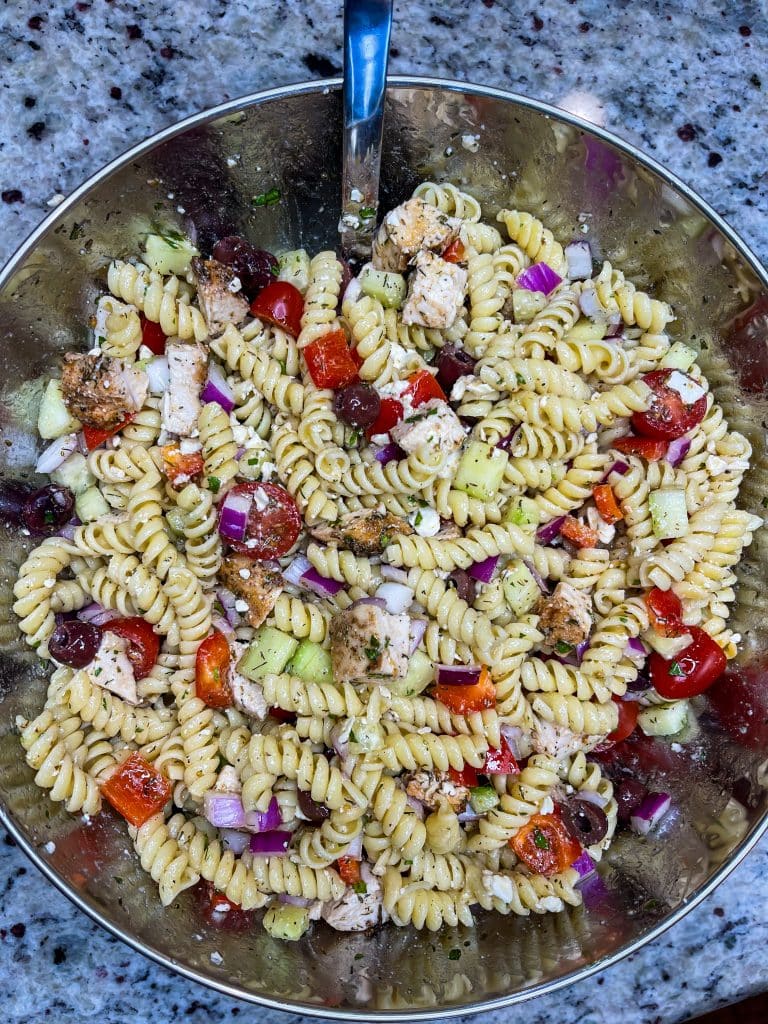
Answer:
1, 78, 767, 1019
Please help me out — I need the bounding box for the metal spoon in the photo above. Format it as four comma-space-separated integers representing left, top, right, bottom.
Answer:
339, 0, 394, 262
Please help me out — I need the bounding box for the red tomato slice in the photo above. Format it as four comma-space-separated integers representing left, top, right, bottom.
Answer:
442, 238, 466, 263
726, 295, 768, 396
606, 697, 639, 744
139, 314, 167, 355
433, 666, 495, 714
559, 515, 599, 549
645, 588, 686, 637
336, 856, 362, 885
613, 435, 668, 461
101, 752, 171, 826
403, 370, 447, 408
707, 658, 768, 750
649, 626, 726, 699
160, 443, 205, 486
631, 369, 707, 441
226, 482, 301, 560
195, 630, 233, 709
592, 484, 623, 525
448, 764, 479, 788
82, 414, 135, 451
304, 330, 359, 389
107, 617, 160, 679
482, 736, 519, 775
250, 280, 304, 337
508, 812, 582, 876
366, 396, 404, 439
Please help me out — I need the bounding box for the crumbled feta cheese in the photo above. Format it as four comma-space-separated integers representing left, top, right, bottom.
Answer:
666, 370, 705, 405
238, 567, 251, 579
234, 599, 249, 613
705, 455, 729, 476
252, 486, 269, 511
44, 841, 56, 854
371, 433, 390, 446
210, 951, 223, 965
226, 155, 240, 167
461, 133, 480, 153
389, 343, 410, 372
137, 344, 154, 361
179, 438, 202, 455
44, 578, 56, 589
436, 449, 461, 480
536, 896, 564, 913
260, 461, 277, 481
408, 506, 441, 537
482, 870, 516, 903
350, 187, 364, 203
228, 276, 242, 294
586, 506, 616, 544
540, 796, 554, 815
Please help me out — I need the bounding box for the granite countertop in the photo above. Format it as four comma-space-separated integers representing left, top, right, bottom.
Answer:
1, 1, 767, 1022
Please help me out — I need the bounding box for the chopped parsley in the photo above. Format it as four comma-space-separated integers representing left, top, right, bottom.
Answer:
533, 829, 550, 850
345, 428, 361, 448
668, 661, 685, 677
413, 511, 423, 527
554, 641, 573, 655
515, 372, 526, 386
448, 948, 461, 961
349, 730, 358, 744
247, 457, 260, 466
43, 510, 55, 525
149, 223, 187, 249
252, 187, 281, 207
352, 880, 368, 894
380, 533, 391, 548
363, 636, 382, 662
208, 476, 221, 493
359, 206, 376, 220
94, 667, 103, 677
404, 406, 439, 424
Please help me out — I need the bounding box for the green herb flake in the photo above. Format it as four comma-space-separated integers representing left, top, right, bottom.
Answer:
414, 511, 423, 527
252, 187, 281, 207
554, 641, 573, 655
94, 667, 103, 677
448, 948, 461, 961
354, 952, 365, 960
44, 510, 55, 525
352, 880, 368, 895
533, 829, 550, 851
247, 457, 260, 466
668, 661, 685, 677
208, 476, 221, 493
359, 206, 376, 220
515, 372, 526, 386
364, 636, 381, 662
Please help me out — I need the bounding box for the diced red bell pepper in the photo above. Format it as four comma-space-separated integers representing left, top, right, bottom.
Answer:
508, 812, 582, 876
336, 856, 361, 885
403, 369, 447, 408
448, 764, 479, 788
365, 396, 404, 439
197, 881, 254, 931
482, 736, 519, 775
304, 330, 360, 389
592, 484, 623, 525
433, 666, 495, 714
559, 515, 599, 549
613, 436, 668, 461
645, 587, 687, 638
195, 630, 233, 708
82, 414, 135, 451
442, 238, 466, 263
139, 314, 167, 355
160, 443, 205, 487
101, 753, 171, 826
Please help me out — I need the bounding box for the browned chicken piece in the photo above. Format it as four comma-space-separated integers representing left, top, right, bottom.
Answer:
404, 770, 469, 812
219, 556, 284, 629
329, 603, 411, 683
371, 197, 460, 273
191, 257, 250, 335
162, 340, 208, 437
536, 581, 593, 648
60, 353, 148, 430
309, 509, 412, 557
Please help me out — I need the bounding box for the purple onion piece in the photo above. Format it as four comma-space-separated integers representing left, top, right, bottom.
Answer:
666, 436, 691, 468
216, 586, 241, 628
572, 850, 597, 879
406, 795, 427, 820
408, 617, 427, 655
283, 554, 311, 587
536, 515, 565, 545
601, 459, 629, 482
496, 427, 521, 452
204, 790, 246, 829
244, 796, 282, 833
279, 893, 313, 907
78, 602, 119, 627
380, 564, 409, 584
373, 442, 402, 464
523, 559, 549, 595
517, 262, 562, 295
351, 596, 387, 610
435, 664, 482, 687
630, 792, 671, 836
468, 554, 499, 584
218, 491, 252, 542
220, 828, 250, 855
201, 362, 235, 413
301, 566, 345, 597
249, 830, 292, 856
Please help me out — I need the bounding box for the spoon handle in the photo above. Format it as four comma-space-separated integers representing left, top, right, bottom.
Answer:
339, 0, 394, 261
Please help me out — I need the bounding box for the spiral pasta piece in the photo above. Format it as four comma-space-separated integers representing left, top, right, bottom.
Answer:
108, 261, 207, 341
385, 521, 533, 572
211, 325, 305, 415
297, 251, 343, 349
496, 209, 567, 275
199, 402, 239, 487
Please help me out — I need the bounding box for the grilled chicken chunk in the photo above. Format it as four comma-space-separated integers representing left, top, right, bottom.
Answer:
89, 631, 138, 705
310, 510, 412, 557
191, 257, 250, 336
219, 556, 284, 629
61, 353, 148, 430
321, 863, 385, 931
229, 640, 268, 720
404, 770, 469, 812
162, 339, 208, 436
401, 250, 467, 330
536, 582, 593, 648
329, 603, 411, 683
372, 197, 460, 273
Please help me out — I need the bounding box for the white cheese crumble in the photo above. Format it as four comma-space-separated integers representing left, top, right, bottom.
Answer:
461, 133, 480, 153
179, 438, 202, 455
408, 506, 441, 537
666, 370, 705, 405
44, 841, 56, 854
228, 276, 242, 294
252, 486, 269, 511
238, 567, 251, 580
350, 187, 364, 203
234, 599, 249, 613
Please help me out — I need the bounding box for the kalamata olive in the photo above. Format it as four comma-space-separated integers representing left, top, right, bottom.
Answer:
22, 484, 74, 535
334, 383, 381, 429
615, 779, 649, 823
436, 345, 477, 395
559, 797, 609, 846
337, 256, 354, 312
297, 789, 330, 822
212, 235, 278, 299
48, 620, 103, 668
0, 480, 33, 526
625, 673, 650, 693
447, 568, 477, 605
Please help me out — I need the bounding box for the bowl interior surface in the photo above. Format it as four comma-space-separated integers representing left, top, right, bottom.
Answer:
1, 80, 767, 1018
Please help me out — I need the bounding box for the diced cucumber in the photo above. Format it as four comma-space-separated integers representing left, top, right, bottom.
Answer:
512, 289, 548, 323
277, 249, 311, 295
660, 342, 697, 372
469, 785, 500, 814
359, 266, 407, 309
386, 649, 434, 697
454, 441, 508, 501
637, 699, 690, 737
502, 559, 541, 617
37, 379, 81, 439
288, 639, 332, 684
262, 904, 310, 941
75, 486, 110, 523
144, 231, 199, 276
51, 453, 94, 495
503, 496, 541, 530
165, 506, 187, 538
649, 488, 688, 539
238, 626, 299, 682
349, 718, 385, 754
643, 627, 693, 659
566, 319, 607, 342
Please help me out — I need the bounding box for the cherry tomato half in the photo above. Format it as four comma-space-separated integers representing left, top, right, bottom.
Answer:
107, 617, 160, 679
366, 396, 404, 439
645, 587, 686, 638
631, 369, 707, 441
649, 626, 726, 699
606, 697, 639, 744
225, 481, 301, 560
403, 369, 447, 408
82, 414, 135, 451
508, 812, 582, 876
613, 435, 668, 461
101, 752, 171, 827
250, 280, 304, 337
160, 444, 205, 487
336, 856, 362, 886
195, 630, 233, 708
442, 238, 466, 263
139, 314, 167, 355
707, 659, 768, 751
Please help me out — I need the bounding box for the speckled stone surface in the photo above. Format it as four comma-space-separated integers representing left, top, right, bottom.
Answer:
1, 1, 767, 1022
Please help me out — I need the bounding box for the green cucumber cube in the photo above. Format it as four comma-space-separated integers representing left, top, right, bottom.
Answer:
454, 442, 508, 501
503, 496, 541, 530
37, 379, 81, 439
359, 267, 407, 309
638, 699, 690, 737
278, 249, 311, 294
51, 453, 94, 495
660, 342, 697, 371
262, 904, 310, 941
386, 649, 434, 697
75, 486, 110, 523
144, 231, 199, 276
469, 785, 500, 814
238, 626, 299, 682
649, 487, 688, 539
502, 559, 540, 617
288, 639, 332, 684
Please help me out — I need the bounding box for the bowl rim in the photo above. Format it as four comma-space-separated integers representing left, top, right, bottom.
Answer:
1, 74, 767, 1021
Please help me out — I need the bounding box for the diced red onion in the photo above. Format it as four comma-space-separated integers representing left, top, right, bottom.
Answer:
496, 427, 521, 452
78, 602, 119, 626
576, 639, 589, 663
58, 520, 78, 541
381, 565, 409, 584
458, 807, 481, 822
579, 288, 602, 319
517, 262, 562, 295
301, 566, 345, 598
146, 355, 169, 395
201, 362, 235, 414
523, 559, 549, 595
605, 318, 624, 338
499, 724, 523, 759
375, 581, 414, 614
577, 789, 609, 809
204, 790, 246, 828
468, 554, 499, 583
36, 434, 79, 475
218, 490, 252, 542
279, 894, 313, 907
666, 436, 691, 468
408, 617, 427, 654
345, 831, 363, 859
406, 796, 427, 820
244, 796, 282, 833
373, 442, 401, 464
536, 516, 565, 545
625, 637, 647, 657
436, 664, 482, 687
284, 554, 312, 587
630, 792, 671, 836
565, 241, 593, 281
601, 460, 629, 482
351, 597, 387, 610
216, 586, 241, 628
220, 828, 250, 855
76, 432, 90, 456
211, 613, 236, 641
249, 830, 292, 855
572, 850, 597, 880
343, 276, 363, 306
